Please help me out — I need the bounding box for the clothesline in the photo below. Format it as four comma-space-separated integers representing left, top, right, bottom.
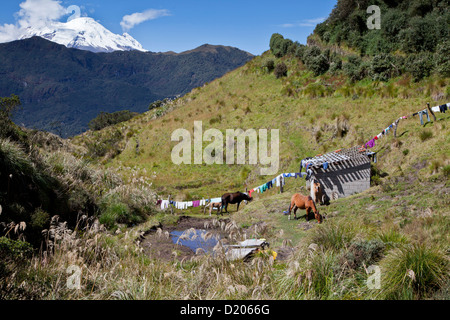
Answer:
156, 172, 309, 211
247, 172, 309, 197
156, 102, 448, 211
363, 102, 448, 150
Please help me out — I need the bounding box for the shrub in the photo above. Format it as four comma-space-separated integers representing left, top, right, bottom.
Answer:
149, 100, 164, 110
306, 54, 330, 76
342, 239, 385, 270
434, 40, 450, 77
85, 129, 124, 158
88, 110, 137, 131
294, 44, 306, 60
274, 62, 288, 78
99, 202, 132, 229
405, 52, 434, 82
0, 237, 33, 260
30, 208, 50, 229
261, 58, 275, 73
369, 54, 399, 82
343, 55, 366, 82
329, 55, 343, 73
99, 184, 156, 229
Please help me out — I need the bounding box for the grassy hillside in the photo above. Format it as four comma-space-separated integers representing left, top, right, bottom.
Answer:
72, 51, 449, 201
1, 1, 449, 300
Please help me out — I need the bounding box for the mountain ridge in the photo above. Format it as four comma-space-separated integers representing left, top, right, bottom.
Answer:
0, 36, 254, 137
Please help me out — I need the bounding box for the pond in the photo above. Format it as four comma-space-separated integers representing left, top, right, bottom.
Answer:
170, 228, 221, 254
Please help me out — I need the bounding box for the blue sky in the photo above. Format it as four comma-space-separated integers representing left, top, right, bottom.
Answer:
0, 0, 338, 55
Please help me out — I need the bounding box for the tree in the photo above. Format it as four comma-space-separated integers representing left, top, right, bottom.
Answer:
303, 47, 330, 76
270, 33, 285, 58
0, 94, 21, 139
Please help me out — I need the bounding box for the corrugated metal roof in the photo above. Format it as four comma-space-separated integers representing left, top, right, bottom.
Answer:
306, 146, 369, 168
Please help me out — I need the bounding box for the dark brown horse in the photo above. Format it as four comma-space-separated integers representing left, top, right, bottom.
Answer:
285, 193, 323, 223
221, 192, 253, 214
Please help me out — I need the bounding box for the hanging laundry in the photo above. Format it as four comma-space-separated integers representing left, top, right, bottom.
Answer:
161, 200, 170, 210
414, 109, 430, 125
275, 174, 285, 187
367, 151, 377, 163
295, 172, 307, 179
267, 180, 273, 189
365, 138, 375, 149
305, 168, 313, 181
193, 200, 200, 207
323, 162, 328, 170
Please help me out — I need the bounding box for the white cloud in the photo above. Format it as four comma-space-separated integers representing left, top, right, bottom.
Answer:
0, 23, 22, 42
280, 17, 326, 28
0, 0, 67, 42
120, 9, 170, 32
16, 0, 66, 29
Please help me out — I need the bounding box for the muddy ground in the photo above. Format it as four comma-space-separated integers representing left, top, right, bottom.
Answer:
137, 216, 294, 261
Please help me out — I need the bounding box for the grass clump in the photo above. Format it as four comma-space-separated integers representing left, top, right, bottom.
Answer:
375, 244, 449, 300
419, 129, 433, 141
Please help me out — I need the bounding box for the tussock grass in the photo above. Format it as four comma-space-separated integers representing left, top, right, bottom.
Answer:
374, 244, 449, 300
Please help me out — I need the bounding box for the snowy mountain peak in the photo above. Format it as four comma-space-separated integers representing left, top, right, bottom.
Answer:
19, 17, 147, 53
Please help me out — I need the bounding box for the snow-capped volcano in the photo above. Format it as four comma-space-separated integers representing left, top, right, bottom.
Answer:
18, 17, 147, 53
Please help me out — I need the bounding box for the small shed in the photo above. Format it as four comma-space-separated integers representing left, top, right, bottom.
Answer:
303, 146, 373, 200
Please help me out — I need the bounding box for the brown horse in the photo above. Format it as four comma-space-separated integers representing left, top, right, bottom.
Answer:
312, 181, 323, 205
204, 202, 223, 216
221, 192, 253, 214
285, 193, 323, 223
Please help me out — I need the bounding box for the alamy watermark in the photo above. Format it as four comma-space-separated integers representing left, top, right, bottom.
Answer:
171, 121, 279, 175
66, 265, 81, 290
366, 265, 381, 290
367, 5, 381, 30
